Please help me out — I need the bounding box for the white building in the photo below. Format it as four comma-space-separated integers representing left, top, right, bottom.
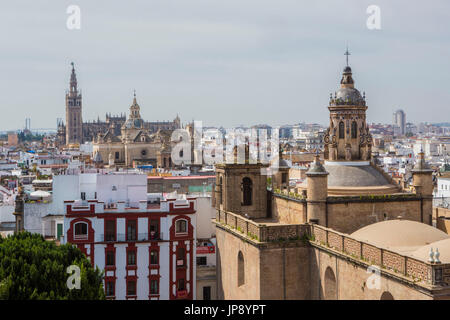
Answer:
62, 172, 197, 300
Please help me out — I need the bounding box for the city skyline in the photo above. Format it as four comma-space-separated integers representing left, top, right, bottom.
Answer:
1, 0, 450, 131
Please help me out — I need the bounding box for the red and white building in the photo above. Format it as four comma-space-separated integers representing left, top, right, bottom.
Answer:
62, 173, 197, 300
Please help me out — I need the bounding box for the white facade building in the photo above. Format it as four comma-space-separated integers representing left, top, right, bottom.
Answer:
62, 172, 197, 300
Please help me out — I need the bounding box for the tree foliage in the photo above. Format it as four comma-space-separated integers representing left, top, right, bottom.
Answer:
0, 232, 105, 300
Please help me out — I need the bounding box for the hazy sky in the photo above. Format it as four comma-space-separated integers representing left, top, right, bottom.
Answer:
1, 0, 449, 131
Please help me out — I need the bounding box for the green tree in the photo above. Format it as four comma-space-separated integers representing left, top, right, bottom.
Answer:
0, 232, 105, 300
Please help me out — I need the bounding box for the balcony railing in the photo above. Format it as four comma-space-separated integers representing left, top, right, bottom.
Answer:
96, 233, 164, 242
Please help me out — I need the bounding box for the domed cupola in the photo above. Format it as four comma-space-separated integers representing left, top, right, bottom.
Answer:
122, 91, 144, 130
330, 65, 366, 107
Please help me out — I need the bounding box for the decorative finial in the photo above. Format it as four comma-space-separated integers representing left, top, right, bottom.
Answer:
429, 247, 435, 263
434, 248, 441, 264
344, 45, 351, 67
133, 89, 136, 98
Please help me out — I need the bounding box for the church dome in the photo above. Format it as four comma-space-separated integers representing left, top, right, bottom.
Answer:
324, 163, 390, 187
123, 118, 144, 129
351, 220, 449, 253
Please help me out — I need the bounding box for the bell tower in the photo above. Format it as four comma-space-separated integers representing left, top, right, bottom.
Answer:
65, 62, 83, 145
324, 49, 372, 162
215, 145, 269, 219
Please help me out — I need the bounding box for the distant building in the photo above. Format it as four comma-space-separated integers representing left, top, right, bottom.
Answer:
7, 132, 18, 146
57, 63, 181, 147
393, 109, 406, 136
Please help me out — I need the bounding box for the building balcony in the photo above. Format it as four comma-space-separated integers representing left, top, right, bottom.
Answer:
96, 232, 164, 243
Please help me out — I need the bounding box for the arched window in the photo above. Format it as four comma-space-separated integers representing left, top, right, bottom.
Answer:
324, 267, 337, 300
74, 222, 88, 240
242, 178, 252, 206
351, 121, 357, 139
238, 251, 245, 286
339, 121, 345, 139
175, 219, 188, 234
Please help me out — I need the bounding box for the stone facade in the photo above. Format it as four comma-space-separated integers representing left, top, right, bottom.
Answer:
213, 59, 439, 300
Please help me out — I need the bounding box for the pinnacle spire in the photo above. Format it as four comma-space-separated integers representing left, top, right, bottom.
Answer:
69, 62, 78, 94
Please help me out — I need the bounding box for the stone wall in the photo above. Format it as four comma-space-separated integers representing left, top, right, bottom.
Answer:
310, 224, 443, 286
435, 207, 450, 234
216, 210, 309, 242
215, 224, 310, 300
309, 248, 434, 300
326, 197, 425, 234
216, 227, 261, 300
272, 195, 306, 224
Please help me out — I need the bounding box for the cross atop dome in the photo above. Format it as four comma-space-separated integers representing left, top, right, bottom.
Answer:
344, 46, 350, 67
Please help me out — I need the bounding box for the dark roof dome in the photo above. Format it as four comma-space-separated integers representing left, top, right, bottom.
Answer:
335, 87, 364, 104
343, 66, 352, 73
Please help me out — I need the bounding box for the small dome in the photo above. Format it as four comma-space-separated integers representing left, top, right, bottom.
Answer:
351, 220, 449, 253
343, 66, 352, 73
335, 87, 364, 104
306, 155, 328, 175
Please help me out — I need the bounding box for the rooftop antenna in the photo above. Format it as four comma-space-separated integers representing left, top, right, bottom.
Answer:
344, 45, 351, 66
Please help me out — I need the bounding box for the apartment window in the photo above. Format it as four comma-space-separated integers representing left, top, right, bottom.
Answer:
105, 220, 116, 241
74, 222, 88, 240
150, 250, 158, 265
106, 251, 115, 267
127, 280, 136, 296
149, 220, 159, 239
127, 220, 137, 241
175, 220, 187, 234
150, 280, 158, 295
127, 250, 136, 266
105, 281, 115, 297
80, 192, 86, 200
196, 256, 207, 266
177, 278, 185, 291
177, 247, 185, 267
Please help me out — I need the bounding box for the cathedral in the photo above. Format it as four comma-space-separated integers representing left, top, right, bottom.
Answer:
92, 93, 176, 168
56, 63, 181, 162
213, 58, 450, 300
